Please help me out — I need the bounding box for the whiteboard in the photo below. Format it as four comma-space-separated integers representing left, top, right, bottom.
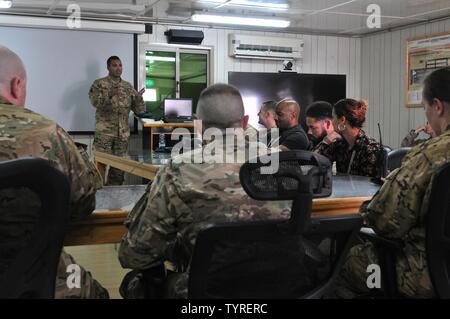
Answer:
0, 26, 134, 132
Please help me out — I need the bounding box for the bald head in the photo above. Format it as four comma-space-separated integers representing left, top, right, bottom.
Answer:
276, 99, 301, 129
0, 46, 27, 106
196, 83, 244, 130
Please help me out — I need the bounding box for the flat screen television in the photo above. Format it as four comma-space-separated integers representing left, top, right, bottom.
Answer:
228, 72, 346, 130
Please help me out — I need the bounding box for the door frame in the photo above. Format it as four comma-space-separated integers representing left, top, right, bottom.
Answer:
139, 43, 213, 98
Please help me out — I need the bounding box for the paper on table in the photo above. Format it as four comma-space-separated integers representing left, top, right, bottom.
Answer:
140, 118, 164, 124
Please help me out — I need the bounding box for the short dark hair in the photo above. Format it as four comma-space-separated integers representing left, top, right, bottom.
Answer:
261, 100, 277, 113
333, 98, 368, 128
197, 83, 244, 129
423, 68, 450, 105
107, 56, 121, 68
306, 101, 332, 120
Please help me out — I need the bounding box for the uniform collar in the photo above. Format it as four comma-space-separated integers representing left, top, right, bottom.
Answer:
108, 75, 122, 84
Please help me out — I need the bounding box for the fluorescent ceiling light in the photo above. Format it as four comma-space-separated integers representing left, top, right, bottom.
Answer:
192, 13, 290, 28
0, 15, 145, 33
146, 56, 176, 62
0, 1, 12, 9
198, 0, 289, 10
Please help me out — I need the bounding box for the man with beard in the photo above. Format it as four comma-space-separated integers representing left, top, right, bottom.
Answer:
305, 101, 335, 148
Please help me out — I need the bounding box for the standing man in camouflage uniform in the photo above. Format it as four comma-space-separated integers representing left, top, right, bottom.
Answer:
0, 46, 108, 298
89, 56, 145, 185
119, 84, 291, 298
333, 68, 450, 298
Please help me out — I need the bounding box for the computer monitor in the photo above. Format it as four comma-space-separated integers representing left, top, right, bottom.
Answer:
164, 98, 193, 118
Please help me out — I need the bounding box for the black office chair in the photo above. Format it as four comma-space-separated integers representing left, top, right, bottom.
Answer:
384, 146, 393, 154
0, 158, 70, 298
188, 151, 363, 299
360, 162, 450, 298
387, 147, 411, 172
426, 162, 450, 298
379, 147, 390, 178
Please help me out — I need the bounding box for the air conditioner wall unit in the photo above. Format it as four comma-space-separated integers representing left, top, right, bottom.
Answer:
229, 34, 303, 61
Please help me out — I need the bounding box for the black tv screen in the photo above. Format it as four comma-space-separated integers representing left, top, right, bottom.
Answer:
228, 72, 346, 130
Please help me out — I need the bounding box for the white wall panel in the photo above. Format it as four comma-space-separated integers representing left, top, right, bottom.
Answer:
140, 25, 362, 100
0, 26, 134, 132
361, 18, 450, 148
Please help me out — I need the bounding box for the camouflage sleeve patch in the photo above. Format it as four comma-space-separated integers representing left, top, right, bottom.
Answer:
89, 80, 110, 109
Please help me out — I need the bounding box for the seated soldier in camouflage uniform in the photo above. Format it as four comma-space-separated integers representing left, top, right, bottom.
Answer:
0, 46, 109, 298
119, 83, 291, 298
89, 56, 145, 185
333, 68, 450, 298
315, 99, 382, 178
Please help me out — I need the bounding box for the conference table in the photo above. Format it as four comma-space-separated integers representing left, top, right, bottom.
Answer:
64, 174, 380, 246
94, 150, 171, 183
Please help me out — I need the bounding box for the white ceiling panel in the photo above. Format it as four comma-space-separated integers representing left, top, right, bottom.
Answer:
0, 0, 449, 36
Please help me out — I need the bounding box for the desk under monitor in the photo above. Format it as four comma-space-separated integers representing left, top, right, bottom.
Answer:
64, 175, 380, 246
94, 121, 195, 183
139, 119, 195, 152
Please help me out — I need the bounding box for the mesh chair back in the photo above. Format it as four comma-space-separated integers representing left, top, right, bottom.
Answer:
0, 158, 70, 298
188, 151, 362, 299
188, 216, 362, 299
239, 150, 332, 201
426, 162, 450, 298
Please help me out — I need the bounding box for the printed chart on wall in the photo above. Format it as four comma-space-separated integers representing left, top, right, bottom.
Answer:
406, 31, 450, 107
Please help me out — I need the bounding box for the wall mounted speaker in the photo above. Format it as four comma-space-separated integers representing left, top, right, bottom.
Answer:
164, 29, 204, 45
145, 24, 152, 34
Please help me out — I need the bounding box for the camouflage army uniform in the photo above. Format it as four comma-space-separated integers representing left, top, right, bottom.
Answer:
0, 98, 109, 299
119, 135, 291, 298
401, 129, 432, 147
334, 125, 450, 298
315, 129, 382, 178
89, 76, 145, 185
